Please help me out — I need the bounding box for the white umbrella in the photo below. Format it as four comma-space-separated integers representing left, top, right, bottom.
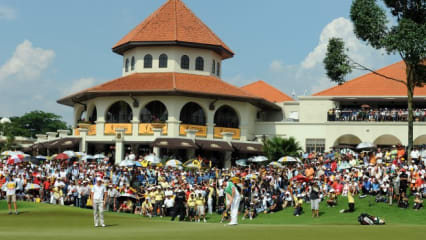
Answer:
1, 151, 24, 156
93, 154, 106, 159
356, 142, 375, 150
278, 156, 301, 164
165, 159, 182, 168
248, 156, 268, 163
74, 152, 86, 159
82, 155, 95, 161
268, 161, 283, 168
63, 151, 76, 158
36, 155, 47, 161
144, 154, 161, 164
236, 159, 248, 167
119, 160, 136, 167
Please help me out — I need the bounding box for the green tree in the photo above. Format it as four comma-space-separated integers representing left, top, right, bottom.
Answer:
8, 111, 69, 138
323, 0, 426, 159
263, 136, 302, 161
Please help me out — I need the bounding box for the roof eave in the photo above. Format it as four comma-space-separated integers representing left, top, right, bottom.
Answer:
112, 41, 234, 59
57, 89, 280, 110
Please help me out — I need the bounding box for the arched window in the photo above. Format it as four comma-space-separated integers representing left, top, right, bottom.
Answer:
212, 60, 216, 74
130, 56, 135, 71
78, 110, 87, 122
89, 107, 97, 123
159, 54, 168, 68
180, 102, 206, 125
125, 58, 129, 72
214, 105, 239, 128
106, 101, 133, 123
181, 55, 190, 70
144, 54, 152, 68
140, 101, 168, 123
195, 57, 204, 71
217, 62, 221, 76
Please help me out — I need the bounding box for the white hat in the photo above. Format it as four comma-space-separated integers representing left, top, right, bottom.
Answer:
96, 177, 102, 182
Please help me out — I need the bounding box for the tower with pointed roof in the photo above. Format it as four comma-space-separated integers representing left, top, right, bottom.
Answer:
113, 0, 233, 78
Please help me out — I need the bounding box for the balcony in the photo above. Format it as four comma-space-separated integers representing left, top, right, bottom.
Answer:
104, 123, 132, 135
139, 123, 168, 135
74, 124, 96, 136
214, 127, 240, 140
179, 124, 207, 137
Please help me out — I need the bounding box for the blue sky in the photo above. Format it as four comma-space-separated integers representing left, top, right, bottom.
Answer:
0, 0, 399, 123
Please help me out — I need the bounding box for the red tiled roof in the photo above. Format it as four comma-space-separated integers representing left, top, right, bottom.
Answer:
57, 73, 279, 109
241, 80, 294, 102
313, 61, 426, 96
112, 0, 233, 58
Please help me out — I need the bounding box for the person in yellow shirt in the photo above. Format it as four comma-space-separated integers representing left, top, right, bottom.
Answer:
195, 193, 206, 222
141, 198, 153, 217
187, 193, 196, 222
340, 186, 355, 213
154, 187, 164, 217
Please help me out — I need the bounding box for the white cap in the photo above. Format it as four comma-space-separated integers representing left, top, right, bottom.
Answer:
96, 177, 102, 182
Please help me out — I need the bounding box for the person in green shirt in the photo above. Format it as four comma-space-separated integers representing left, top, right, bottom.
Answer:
223, 180, 240, 225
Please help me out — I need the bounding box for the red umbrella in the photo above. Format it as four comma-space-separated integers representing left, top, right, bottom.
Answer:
55, 153, 70, 161
7, 154, 24, 165
291, 175, 311, 183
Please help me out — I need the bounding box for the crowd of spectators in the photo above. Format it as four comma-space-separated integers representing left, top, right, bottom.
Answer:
327, 108, 426, 122
1, 146, 425, 221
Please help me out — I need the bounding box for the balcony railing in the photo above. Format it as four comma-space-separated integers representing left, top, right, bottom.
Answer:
104, 123, 132, 135
214, 127, 241, 140
179, 124, 207, 137
74, 124, 96, 136
139, 123, 168, 135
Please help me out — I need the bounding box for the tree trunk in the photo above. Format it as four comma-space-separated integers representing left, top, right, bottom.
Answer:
406, 64, 415, 162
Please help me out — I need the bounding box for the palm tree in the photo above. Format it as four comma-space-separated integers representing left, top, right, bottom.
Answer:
263, 136, 302, 162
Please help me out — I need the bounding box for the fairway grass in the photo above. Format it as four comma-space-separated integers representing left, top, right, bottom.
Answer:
0, 199, 425, 240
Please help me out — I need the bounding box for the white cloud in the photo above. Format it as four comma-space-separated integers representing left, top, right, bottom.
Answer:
64, 77, 97, 95
266, 17, 397, 96
0, 6, 16, 20
0, 40, 55, 82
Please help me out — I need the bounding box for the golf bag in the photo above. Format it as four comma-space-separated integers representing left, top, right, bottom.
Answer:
358, 213, 385, 225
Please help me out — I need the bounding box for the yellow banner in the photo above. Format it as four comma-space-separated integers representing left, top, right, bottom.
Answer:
139, 123, 168, 135
214, 127, 241, 140
179, 124, 207, 137
104, 123, 132, 135
88, 124, 96, 136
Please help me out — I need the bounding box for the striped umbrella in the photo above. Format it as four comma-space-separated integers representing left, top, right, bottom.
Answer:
278, 156, 301, 164
25, 184, 41, 191
165, 159, 182, 168
7, 154, 25, 164
268, 161, 283, 168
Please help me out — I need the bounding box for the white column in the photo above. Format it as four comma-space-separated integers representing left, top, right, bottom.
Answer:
221, 132, 234, 142
207, 123, 215, 139
46, 132, 57, 140
114, 128, 126, 165
95, 120, 105, 137
131, 120, 139, 137
166, 120, 180, 137
224, 151, 232, 169
36, 134, 47, 143
239, 124, 248, 141
57, 129, 70, 138
79, 128, 89, 153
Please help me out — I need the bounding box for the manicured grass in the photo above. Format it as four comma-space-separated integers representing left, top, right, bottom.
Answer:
0, 198, 425, 240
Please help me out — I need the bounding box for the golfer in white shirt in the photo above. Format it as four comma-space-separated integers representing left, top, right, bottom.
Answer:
91, 177, 107, 227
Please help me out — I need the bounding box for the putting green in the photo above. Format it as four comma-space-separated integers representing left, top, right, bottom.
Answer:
0, 201, 425, 240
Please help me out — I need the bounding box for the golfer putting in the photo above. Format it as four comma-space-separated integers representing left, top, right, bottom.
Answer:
223, 180, 240, 226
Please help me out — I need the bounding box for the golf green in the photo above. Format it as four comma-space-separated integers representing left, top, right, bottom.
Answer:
0, 200, 425, 240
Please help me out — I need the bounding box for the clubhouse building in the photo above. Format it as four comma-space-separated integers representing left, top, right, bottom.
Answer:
33, 0, 426, 166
